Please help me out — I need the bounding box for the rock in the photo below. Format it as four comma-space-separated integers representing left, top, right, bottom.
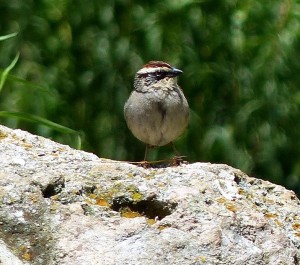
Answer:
0, 124, 299, 265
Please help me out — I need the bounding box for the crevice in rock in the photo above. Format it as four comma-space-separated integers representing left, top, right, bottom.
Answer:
42, 178, 65, 198
233, 173, 242, 184
81, 185, 97, 194
111, 196, 177, 220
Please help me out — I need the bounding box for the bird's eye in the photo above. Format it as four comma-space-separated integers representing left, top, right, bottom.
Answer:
154, 71, 167, 79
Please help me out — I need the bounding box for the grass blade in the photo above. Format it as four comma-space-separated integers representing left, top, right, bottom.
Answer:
0, 111, 82, 149
0, 52, 20, 92
0, 69, 58, 96
0, 32, 18, 42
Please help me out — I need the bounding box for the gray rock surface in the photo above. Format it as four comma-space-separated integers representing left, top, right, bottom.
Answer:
0, 124, 299, 265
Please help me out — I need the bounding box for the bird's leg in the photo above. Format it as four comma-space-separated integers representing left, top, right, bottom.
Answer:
171, 142, 180, 157
171, 142, 187, 165
137, 144, 150, 168
144, 144, 149, 161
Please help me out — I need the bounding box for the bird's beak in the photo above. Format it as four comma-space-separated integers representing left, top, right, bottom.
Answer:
171, 67, 183, 76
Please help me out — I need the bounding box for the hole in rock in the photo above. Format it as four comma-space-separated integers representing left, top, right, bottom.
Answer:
42, 178, 65, 198
111, 196, 177, 220
233, 174, 242, 184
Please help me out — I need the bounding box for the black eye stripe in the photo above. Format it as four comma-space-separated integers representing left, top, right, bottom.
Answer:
138, 71, 170, 79
155, 71, 166, 77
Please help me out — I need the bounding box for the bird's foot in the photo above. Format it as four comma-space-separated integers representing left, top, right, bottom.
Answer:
171, 155, 188, 166
127, 156, 188, 168
138, 160, 150, 168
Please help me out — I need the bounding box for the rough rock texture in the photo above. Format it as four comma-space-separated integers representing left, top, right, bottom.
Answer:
0, 125, 299, 265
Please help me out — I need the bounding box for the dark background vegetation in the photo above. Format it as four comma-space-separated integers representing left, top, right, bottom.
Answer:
1, 0, 300, 195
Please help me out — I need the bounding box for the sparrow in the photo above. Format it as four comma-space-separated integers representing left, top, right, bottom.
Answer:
124, 61, 189, 161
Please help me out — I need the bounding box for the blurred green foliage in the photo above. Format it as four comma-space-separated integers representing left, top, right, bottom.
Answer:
1, 0, 300, 194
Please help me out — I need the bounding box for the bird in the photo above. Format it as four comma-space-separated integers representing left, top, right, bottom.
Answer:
124, 61, 189, 162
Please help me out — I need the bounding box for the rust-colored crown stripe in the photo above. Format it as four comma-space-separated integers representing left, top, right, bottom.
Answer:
143, 61, 172, 69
